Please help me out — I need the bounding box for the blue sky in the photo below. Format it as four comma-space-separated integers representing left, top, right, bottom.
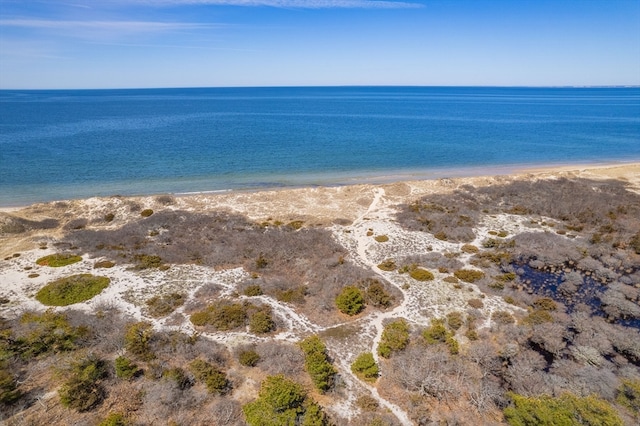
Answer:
0, 0, 639, 89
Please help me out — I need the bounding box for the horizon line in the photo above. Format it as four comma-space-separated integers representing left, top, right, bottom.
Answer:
2, 84, 639, 91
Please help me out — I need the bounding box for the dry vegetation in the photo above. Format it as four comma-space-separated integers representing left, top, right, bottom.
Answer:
1, 170, 640, 425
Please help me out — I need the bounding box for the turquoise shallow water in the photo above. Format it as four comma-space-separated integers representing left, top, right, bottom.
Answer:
1, 86, 639, 206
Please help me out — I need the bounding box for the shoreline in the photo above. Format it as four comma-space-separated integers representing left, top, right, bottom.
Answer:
2, 160, 639, 213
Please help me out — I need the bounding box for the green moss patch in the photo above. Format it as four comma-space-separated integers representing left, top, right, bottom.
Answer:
36, 253, 82, 267
36, 274, 110, 306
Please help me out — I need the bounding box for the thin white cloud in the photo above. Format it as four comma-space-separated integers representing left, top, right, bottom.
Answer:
0, 19, 218, 31
135, 0, 423, 8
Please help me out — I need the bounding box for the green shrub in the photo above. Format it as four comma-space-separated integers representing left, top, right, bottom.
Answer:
36, 253, 82, 267
243, 375, 327, 426
454, 269, 485, 283
630, 231, 640, 254
124, 321, 155, 361
98, 412, 128, 426
409, 268, 434, 281
378, 319, 410, 358
163, 367, 192, 390
496, 272, 516, 282
377, 259, 397, 271
300, 335, 336, 392
115, 356, 140, 380
489, 281, 505, 290
492, 310, 515, 325
423, 318, 449, 344
446, 336, 459, 355
504, 392, 623, 426
351, 352, 379, 381
446, 311, 464, 330
104, 213, 115, 222
132, 254, 165, 270
94, 260, 115, 268
12, 310, 87, 358
533, 297, 557, 311
336, 286, 365, 316
249, 310, 276, 334
364, 280, 392, 308
287, 220, 305, 230
189, 359, 229, 395
145, 293, 185, 318
239, 349, 260, 367
356, 395, 379, 412
244, 285, 263, 296
617, 379, 640, 415
35, 274, 109, 306
190, 302, 248, 330
523, 310, 554, 325
276, 286, 307, 304
59, 355, 108, 412
140, 209, 154, 217
374, 235, 389, 243
0, 362, 22, 404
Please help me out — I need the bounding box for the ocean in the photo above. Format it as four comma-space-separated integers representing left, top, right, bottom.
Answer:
1, 86, 639, 207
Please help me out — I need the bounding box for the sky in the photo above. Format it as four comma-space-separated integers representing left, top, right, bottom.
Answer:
0, 0, 639, 89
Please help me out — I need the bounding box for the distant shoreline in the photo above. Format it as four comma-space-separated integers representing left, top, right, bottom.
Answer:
2, 160, 639, 213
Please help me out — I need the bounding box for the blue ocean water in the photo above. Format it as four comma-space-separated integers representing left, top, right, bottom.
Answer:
1, 86, 639, 207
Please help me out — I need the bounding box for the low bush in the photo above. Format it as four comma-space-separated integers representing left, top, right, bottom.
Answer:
523, 310, 554, 325
243, 375, 328, 426
98, 412, 128, 426
351, 352, 379, 381
249, 310, 276, 334
189, 359, 229, 395
59, 355, 108, 412
94, 260, 115, 268
446, 311, 464, 330
616, 379, 640, 415
238, 349, 260, 367
492, 311, 515, 325
8, 310, 86, 358
300, 335, 336, 392
336, 286, 365, 316
36, 253, 82, 267
374, 235, 389, 243
467, 298, 484, 309
140, 209, 154, 217
124, 321, 155, 361
36, 274, 110, 306
0, 362, 21, 404
504, 392, 622, 426
461, 244, 480, 254
275, 286, 307, 304
364, 280, 392, 308
243, 285, 263, 296
532, 297, 557, 311
454, 269, 485, 283
145, 293, 185, 318
115, 356, 140, 380
409, 267, 434, 282
423, 318, 448, 344
378, 319, 410, 358
132, 254, 165, 270
377, 259, 397, 271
